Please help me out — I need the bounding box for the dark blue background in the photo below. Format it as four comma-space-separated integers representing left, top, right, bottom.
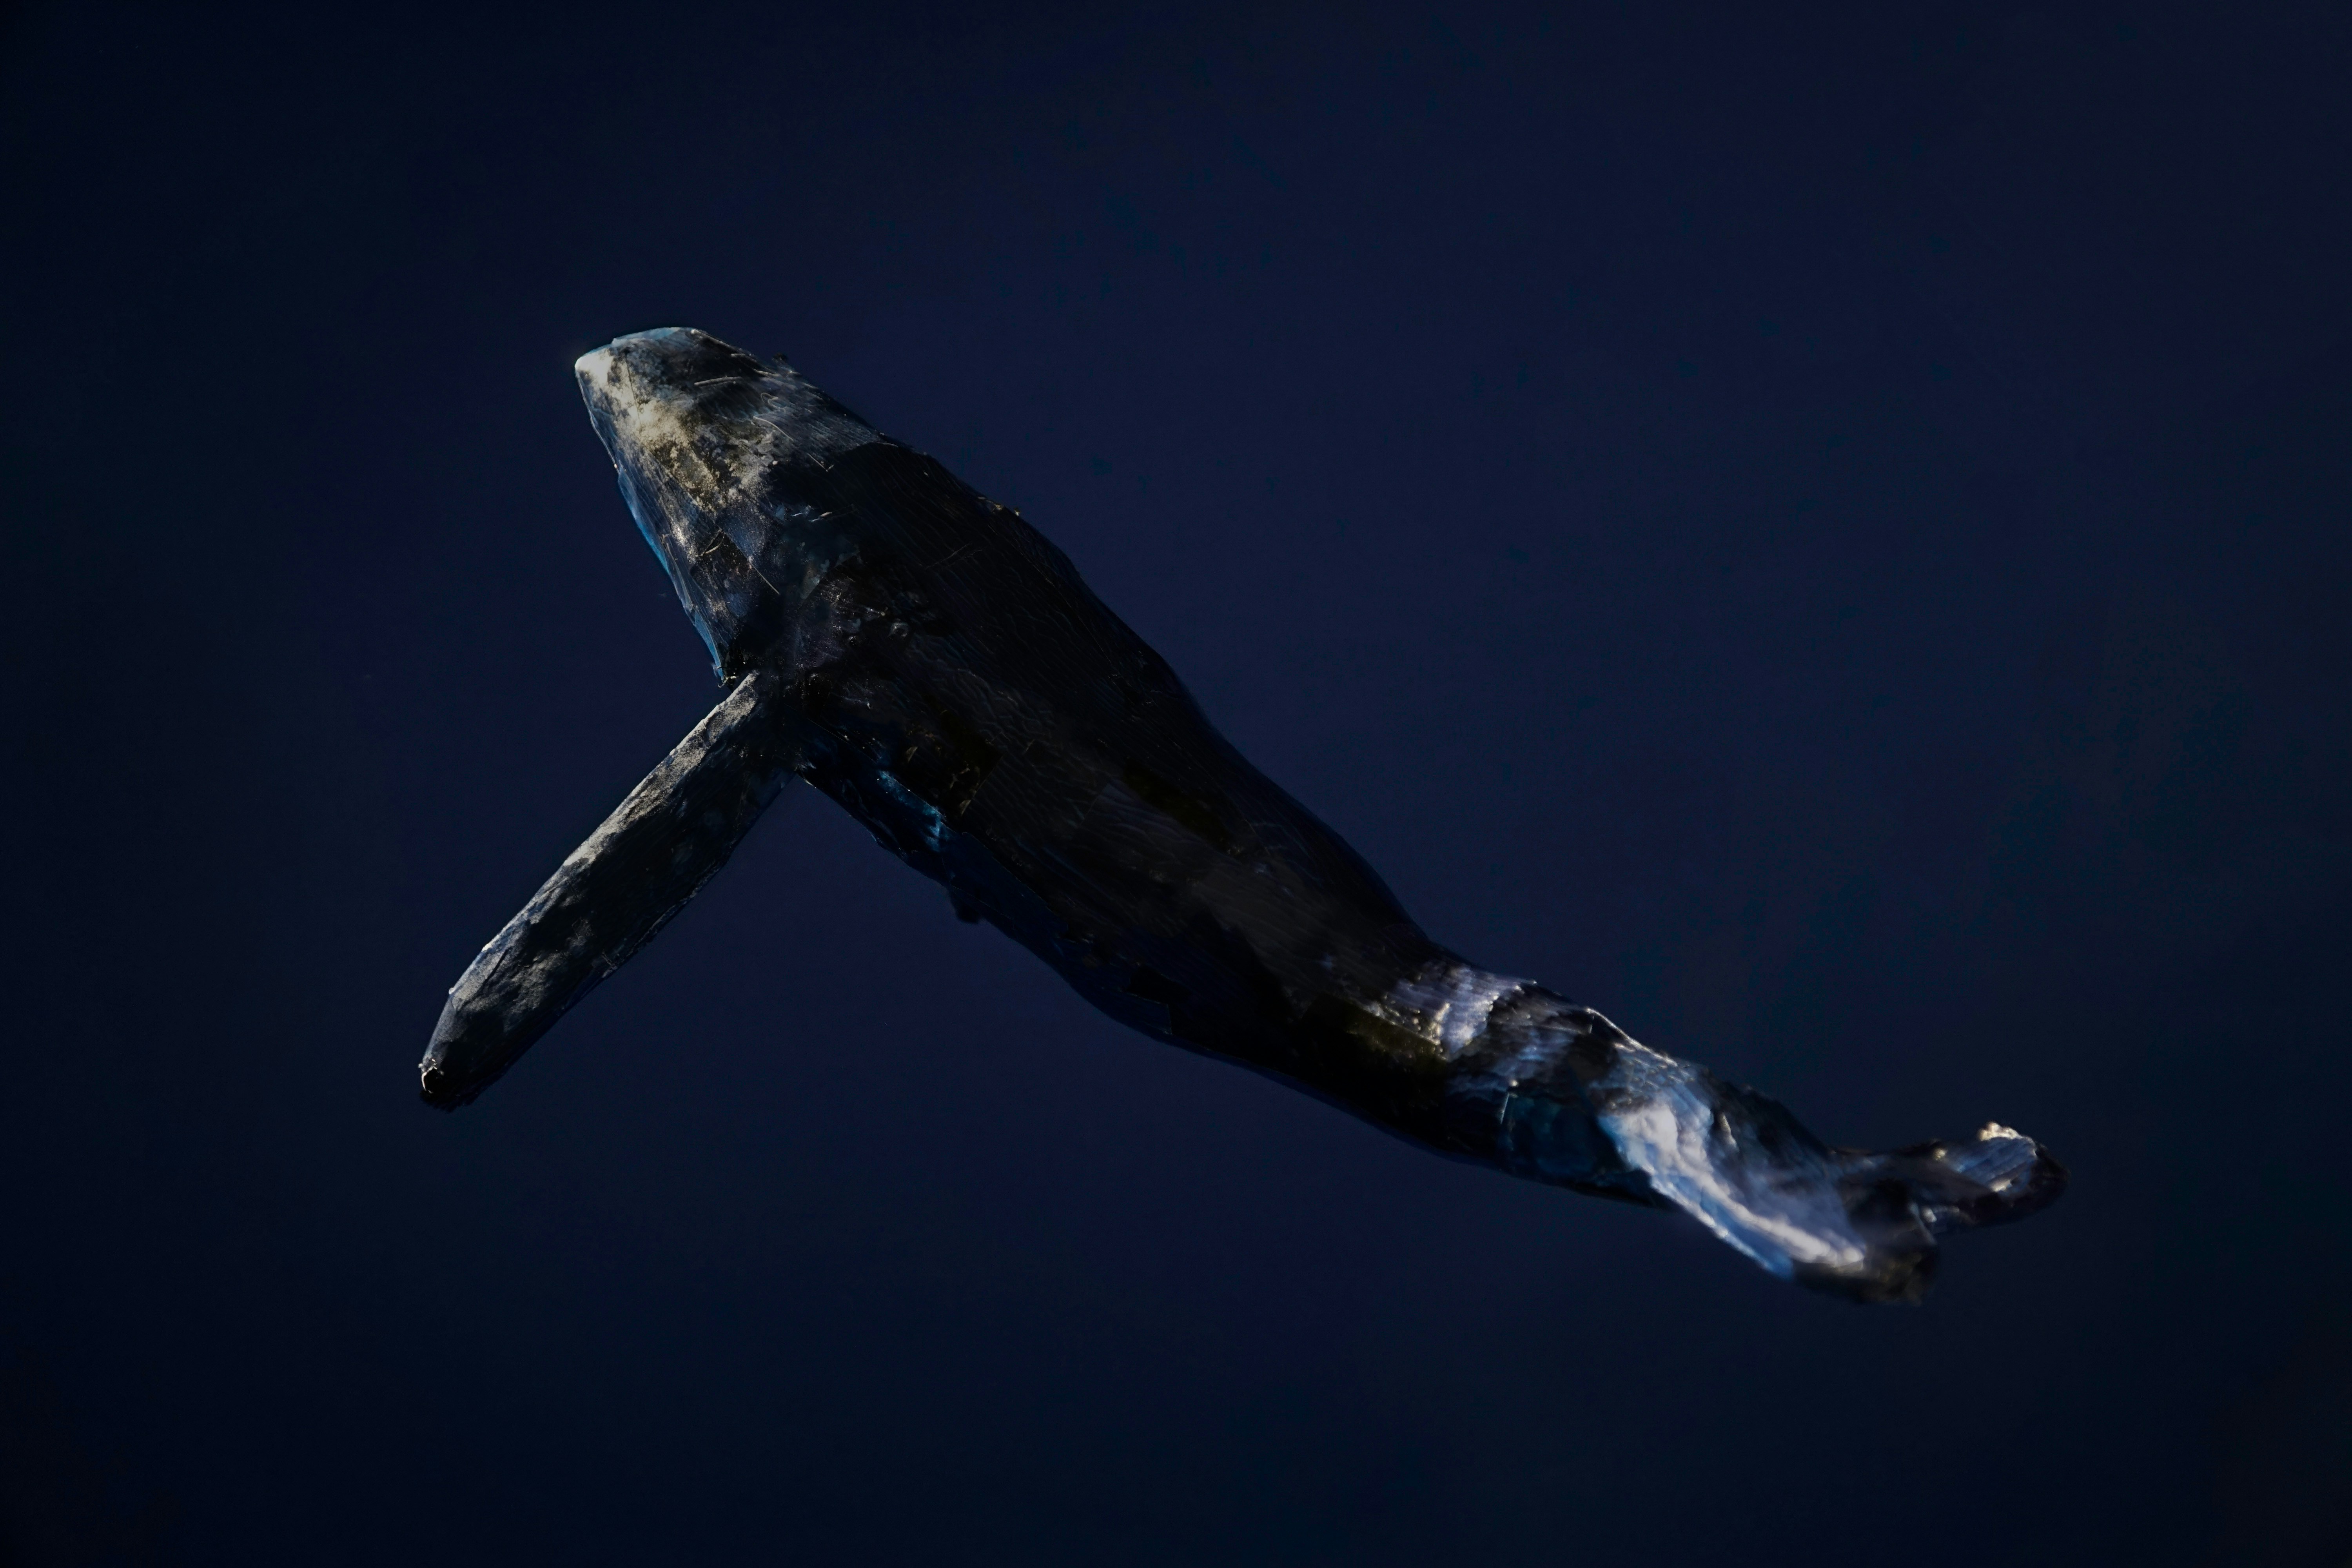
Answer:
4, 2, 2349, 1562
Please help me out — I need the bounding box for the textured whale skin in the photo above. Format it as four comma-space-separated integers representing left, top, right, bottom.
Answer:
420, 328, 2066, 1303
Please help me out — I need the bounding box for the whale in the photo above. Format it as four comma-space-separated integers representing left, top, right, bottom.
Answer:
420, 327, 2065, 1303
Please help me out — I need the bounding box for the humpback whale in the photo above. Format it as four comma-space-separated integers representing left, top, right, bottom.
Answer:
421, 327, 2064, 1303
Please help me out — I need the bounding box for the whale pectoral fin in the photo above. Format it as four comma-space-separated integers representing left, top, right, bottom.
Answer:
419, 670, 804, 1110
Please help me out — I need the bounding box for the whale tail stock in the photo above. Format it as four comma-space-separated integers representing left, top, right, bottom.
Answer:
419, 669, 805, 1110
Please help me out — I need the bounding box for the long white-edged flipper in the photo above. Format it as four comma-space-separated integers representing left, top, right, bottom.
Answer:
419, 669, 804, 1108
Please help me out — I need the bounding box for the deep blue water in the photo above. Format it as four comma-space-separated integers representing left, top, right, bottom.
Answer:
4, 3, 2348, 1562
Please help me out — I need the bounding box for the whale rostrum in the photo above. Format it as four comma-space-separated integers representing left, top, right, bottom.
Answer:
421, 327, 2065, 1303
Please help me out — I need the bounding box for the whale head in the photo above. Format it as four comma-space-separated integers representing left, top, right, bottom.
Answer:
574, 328, 878, 680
